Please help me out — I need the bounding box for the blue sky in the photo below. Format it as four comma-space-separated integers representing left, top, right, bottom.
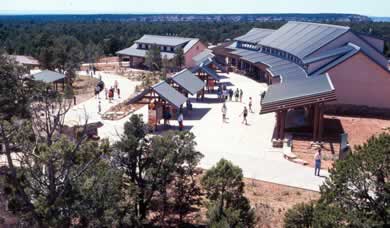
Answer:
1, 0, 390, 17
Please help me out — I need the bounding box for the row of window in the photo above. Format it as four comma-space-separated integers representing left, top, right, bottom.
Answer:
137, 43, 176, 52
237, 41, 304, 66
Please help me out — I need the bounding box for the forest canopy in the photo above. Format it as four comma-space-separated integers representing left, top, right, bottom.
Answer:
1, 19, 390, 61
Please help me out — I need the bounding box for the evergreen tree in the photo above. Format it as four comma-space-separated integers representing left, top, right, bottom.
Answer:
201, 159, 254, 228
145, 44, 162, 71
174, 47, 185, 70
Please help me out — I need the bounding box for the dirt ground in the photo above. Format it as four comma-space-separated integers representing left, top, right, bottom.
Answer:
73, 75, 99, 105
327, 115, 390, 149
292, 114, 390, 170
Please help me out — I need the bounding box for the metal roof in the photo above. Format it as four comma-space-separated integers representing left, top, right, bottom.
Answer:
170, 69, 205, 95
231, 47, 307, 82
152, 81, 187, 108
33, 70, 65, 83
303, 44, 356, 64
116, 44, 176, 59
234, 28, 275, 44
9, 55, 39, 66
135, 34, 194, 47
193, 49, 215, 65
192, 64, 221, 81
259, 21, 349, 59
261, 74, 336, 114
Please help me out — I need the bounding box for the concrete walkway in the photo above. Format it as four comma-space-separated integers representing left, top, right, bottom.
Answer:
65, 71, 328, 191
65, 71, 148, 142
185, 72, 329, 191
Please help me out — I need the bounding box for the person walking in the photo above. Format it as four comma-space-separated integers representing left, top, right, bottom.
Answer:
221, 102, 227, 123
249, 97, 254, 113
239, 89, 243, 102
229, 88, 233, 101
95, 85, 101, 99
314, 148, 322, 176
108, 87, 113, 103
98, 101, 102, 114
240, 106, 248, 125
178, 112, 184, 131
117, 87, 121, 99
104, 88, 108, 100
235, 88, 240, 102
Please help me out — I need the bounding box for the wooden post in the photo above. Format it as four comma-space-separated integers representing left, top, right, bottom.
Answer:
318, 103, 324, 141
313, 104, 319, 142
279, 111, 286, 140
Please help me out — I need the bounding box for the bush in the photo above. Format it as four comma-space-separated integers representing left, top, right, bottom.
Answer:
284, 202, 314, 228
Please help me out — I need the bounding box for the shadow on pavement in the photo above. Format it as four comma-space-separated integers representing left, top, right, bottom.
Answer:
185, 108, 211, 121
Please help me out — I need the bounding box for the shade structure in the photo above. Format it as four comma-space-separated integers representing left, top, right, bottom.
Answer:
33, 70, 65, 83
261, 74, 336, 114
152, 81, 187, 108
170, 69, 205, 95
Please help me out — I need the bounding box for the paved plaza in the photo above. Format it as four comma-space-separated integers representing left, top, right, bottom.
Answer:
65, 71, 328, 191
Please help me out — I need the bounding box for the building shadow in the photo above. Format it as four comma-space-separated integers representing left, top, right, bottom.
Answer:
185, 108, 211, 120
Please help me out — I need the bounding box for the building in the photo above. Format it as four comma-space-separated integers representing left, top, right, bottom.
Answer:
8, 55, 40, 70
213, 21, 390, 141
116, 35, 206, 69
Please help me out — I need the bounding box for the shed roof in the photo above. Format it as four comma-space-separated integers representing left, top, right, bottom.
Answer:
170, 69, 205, 95
152, 81, 187, 108
235, 28, 275, 44
259, 21, 349, 59
192, 64, 221, 81
193, 49, 215, 65
9, 55, 39, 66
33, 70, 65, 83
303, 44, 357, 64
135, 34, 194, 47
261, 74, 336, 114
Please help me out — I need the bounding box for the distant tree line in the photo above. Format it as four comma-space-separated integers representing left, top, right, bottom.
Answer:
1, 20, 389, 63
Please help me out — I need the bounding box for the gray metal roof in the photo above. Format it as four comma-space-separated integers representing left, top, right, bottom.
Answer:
192, 64, 221, 81
303, 44, 356, 64
235, 28, 275, 44
231, 47, 307, 82
259, 21, 349, 59
261, 74, 336, 113
193, 49, 215, 65
311, 43, 360, 75
170, 69, 205, 95
152, 81, 187, 108
135, 35, 195, 47
33, 70, 65, 83
116, 44, 176, 59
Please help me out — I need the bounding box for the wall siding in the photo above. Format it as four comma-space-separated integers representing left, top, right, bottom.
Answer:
184, 41, 207, 68
328, 52, 390, 109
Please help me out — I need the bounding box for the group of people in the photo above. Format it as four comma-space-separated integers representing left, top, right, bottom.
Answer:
221, 96, 255, 125
218, 85, 244, 103
96, 80, 121, 114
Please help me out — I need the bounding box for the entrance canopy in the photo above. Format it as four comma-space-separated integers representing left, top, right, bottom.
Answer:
169, 69, 205, 95
261, 74, 336, 114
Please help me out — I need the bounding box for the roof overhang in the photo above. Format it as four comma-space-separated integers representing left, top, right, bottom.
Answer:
261, 74, 336, 114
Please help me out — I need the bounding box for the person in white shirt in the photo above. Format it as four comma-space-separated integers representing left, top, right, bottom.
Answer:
221, 103, 227, 123
177, 112, 184, 131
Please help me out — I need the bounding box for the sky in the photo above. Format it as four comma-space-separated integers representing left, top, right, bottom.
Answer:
1, 0, 390, 17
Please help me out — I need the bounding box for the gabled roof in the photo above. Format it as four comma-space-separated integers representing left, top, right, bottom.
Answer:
135, 34, 193, 47
234, 28, 275, 44
261, 74, 336, 114
193, 49, 215, 65
169, 69, 205, 95
116, 43, 176, 59
303, 44, 357, 64
152, 81, 187, 108
192, 64, 221, 81
259, 21, 350, 59
9, 55, 39, 66
33, 70, 65, 83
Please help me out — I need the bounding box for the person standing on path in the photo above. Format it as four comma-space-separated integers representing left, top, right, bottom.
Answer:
178, 112, 184, 131
314, 148, 322, 176
221, 103, 227, 123
249, 97, 254, 113
229, 88, 233, 101
98, 101, 102, 114
104, 88, 108, 100
117, 87, 121, 99
240, 106, 248, 125
239, 89, 243, 102
235, 88, 239, 102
